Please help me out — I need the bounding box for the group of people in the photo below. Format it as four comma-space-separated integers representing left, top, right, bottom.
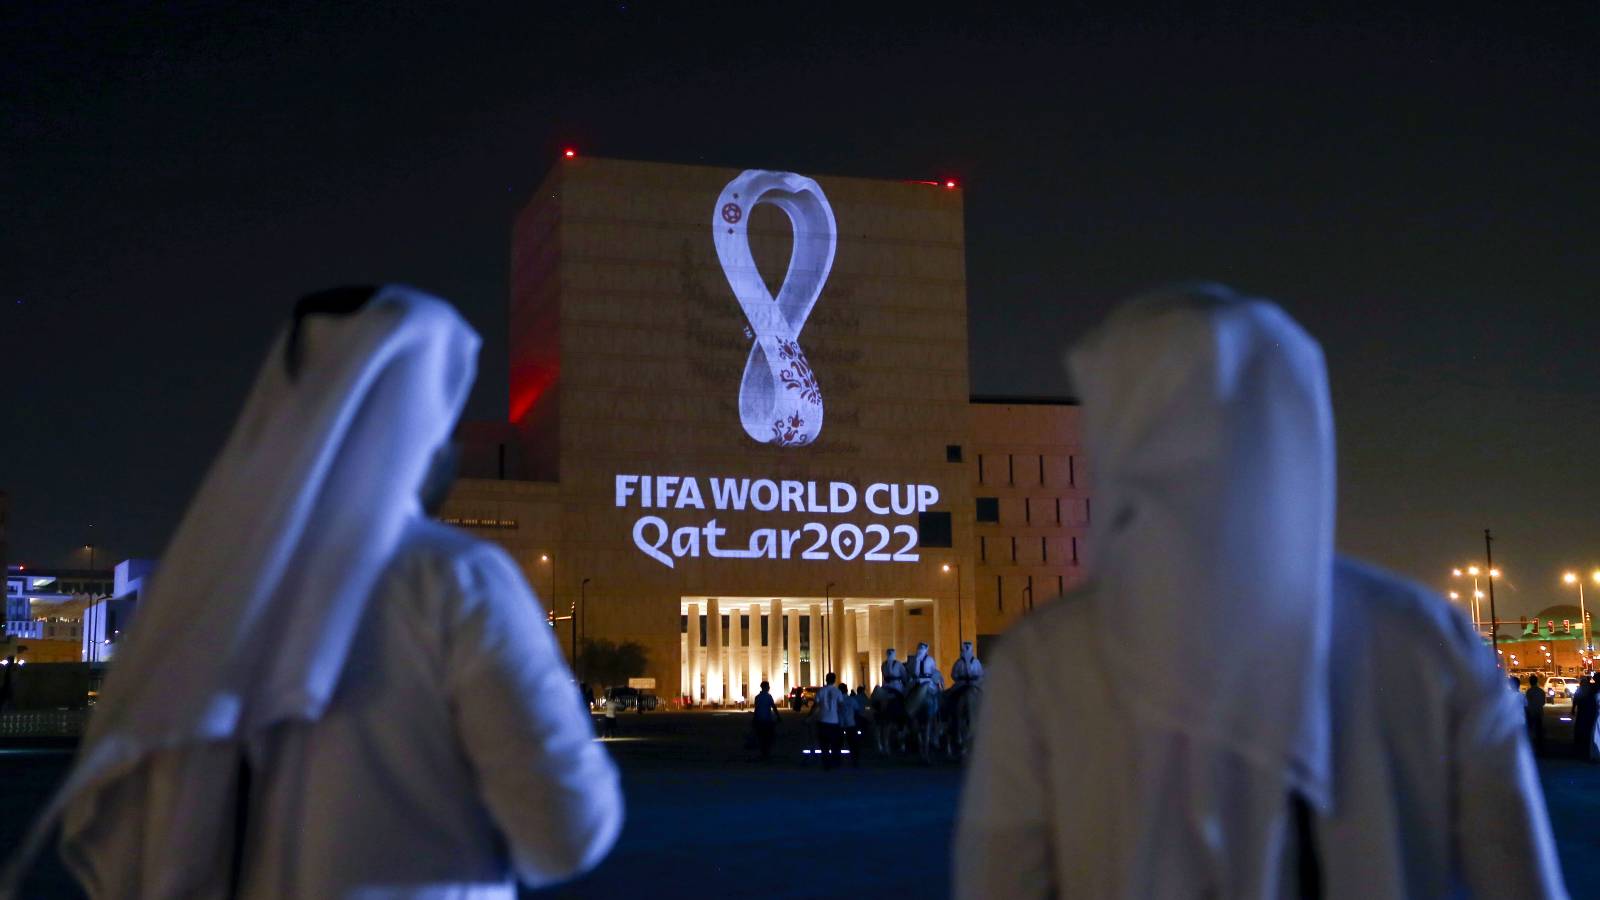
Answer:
745, 639, 988, 768
4, 283, 1572, 899
1521, 671, 1600, 759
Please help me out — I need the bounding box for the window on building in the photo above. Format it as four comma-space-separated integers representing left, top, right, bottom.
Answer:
1024, 497, 1031, 523
681, 614, 688, 633
1041, 536, 1048, 562
1055, 496, 1062, 525
1085, 498, 1092, 523
1058, 575, 1065, 597
1069, 454, 1076, 486
946, 444, 964, 463
1072, 536, 1080, 566
1026, 575, 1035, 611
977, 454, 985, 483
919, 511, 954, 548
1008, 454, 1015, 485
979, 535, 987, 562
1011, 536, 1018, 562
976, 497, 1000, 523
997, 575, 1004, 613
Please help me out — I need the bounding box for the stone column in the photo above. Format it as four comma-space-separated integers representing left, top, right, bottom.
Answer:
686, 602, 700, 706
808, 603, 822, 684
865, 607, 883, 690
893, 598, 907, 671
729, 605, 745, 703
750, 605, 764, 694
786, 609, 801, 691
706, 598, 722, 704
768, 600, 783, 690
830, 596, 846, 683
842, 609, 860, 690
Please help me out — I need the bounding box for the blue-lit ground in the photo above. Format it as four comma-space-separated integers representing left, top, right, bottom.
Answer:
3, 711, 1596, 898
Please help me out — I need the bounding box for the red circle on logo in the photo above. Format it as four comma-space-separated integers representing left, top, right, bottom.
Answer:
721, 203, 742, 224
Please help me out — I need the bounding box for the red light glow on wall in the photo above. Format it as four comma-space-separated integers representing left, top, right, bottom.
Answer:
563, 148, 577, 159
509, 365, 558, 423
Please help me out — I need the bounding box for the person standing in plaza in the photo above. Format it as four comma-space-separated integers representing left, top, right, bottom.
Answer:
751, 680, 780, 760
812, 673, 844, 770
1570, 674, 1597, 759
1525, 674, 1546, 753
8, 287, 623, 898
837, 682, 862, 767
955, 285, 1565, 899
603, 690, 620, 738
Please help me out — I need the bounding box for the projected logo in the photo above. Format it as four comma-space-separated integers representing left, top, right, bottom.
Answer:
713, 170, 837, 447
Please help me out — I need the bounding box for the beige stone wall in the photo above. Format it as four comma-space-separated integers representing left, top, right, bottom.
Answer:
970, 401, 1090, 639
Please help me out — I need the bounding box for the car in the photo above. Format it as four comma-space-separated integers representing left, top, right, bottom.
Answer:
603, 686, 640, 711
1546, 677, 1581, 701
788, 685, 819, 711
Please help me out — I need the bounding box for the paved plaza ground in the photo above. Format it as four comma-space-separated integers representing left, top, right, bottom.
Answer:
2, 710, 1596, 898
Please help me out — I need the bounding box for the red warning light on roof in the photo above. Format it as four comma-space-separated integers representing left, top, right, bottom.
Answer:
563, 148, 577, 159
944, 179, 958, 189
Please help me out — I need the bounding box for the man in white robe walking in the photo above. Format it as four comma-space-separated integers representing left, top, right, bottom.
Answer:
954, 284, 1566, 899
10, 286, 622, 899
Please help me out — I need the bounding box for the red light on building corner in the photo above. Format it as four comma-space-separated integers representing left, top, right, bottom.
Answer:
563, 148, 577, 159
944, 179, 957, 189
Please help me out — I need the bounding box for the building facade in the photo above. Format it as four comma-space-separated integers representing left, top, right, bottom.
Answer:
442, 157, 1089, 703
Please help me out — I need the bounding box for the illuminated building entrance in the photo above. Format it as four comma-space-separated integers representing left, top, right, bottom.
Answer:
680, 596, 936, 703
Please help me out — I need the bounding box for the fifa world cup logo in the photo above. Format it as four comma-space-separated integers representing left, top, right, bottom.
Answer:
713, 170, 837, 447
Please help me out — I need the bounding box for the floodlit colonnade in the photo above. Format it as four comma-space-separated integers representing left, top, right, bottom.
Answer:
679, 597, 932, 704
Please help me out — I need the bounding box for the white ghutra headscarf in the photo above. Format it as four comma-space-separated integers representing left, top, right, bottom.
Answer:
5, 285, 479, 896
1066, 283, 1336, 810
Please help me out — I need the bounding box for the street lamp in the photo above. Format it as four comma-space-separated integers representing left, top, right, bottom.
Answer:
539, 554, 577, 672
1450, 564, 1500, 640
1565, 571, 1597, 657
579, 578, 591, 684
942, 563, 963, 646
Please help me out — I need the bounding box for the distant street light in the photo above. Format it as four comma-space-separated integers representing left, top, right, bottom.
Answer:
1451, 564, 1500, 642
1567, 571, 1598, 657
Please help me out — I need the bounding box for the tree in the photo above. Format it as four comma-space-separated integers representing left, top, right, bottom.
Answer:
582, 638, 649, 688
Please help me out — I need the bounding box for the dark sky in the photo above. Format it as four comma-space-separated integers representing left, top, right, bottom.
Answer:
4, 3, 1597, 617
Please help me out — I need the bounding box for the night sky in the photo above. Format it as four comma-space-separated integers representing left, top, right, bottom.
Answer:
4, 4, 1597, 618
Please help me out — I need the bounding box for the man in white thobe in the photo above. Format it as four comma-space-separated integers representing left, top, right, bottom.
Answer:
954, 285, 1566, 899
881, 648, 908, 697
812, 673, 845, 770
951, 641, 984, 688
13, 287, 623, 899
910, 642, 941, 691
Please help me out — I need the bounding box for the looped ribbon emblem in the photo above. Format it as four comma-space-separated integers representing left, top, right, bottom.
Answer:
713, 170, 837, 447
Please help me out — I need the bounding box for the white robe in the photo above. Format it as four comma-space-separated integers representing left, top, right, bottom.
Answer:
61, 521, 623, 899
955, 557, 1567, 899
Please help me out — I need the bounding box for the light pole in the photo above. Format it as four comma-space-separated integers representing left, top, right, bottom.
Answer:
539, 554, 571, 667
1451, 563, 1500, 642
580, 577, 591, 683
1563, 570, 1597, 662
942, 563, 963, 646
